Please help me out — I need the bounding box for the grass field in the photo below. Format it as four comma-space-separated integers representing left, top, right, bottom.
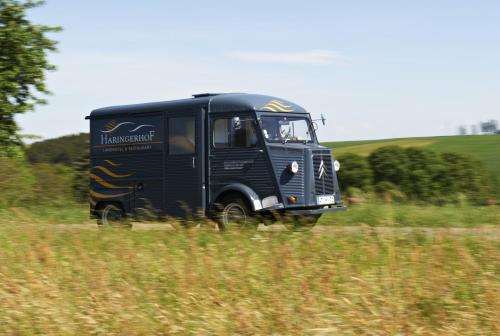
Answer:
0, 224, 498, 335
323, 135, 500, 196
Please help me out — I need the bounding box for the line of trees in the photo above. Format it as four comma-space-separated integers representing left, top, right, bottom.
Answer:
458, 120, 499, 135
337, 146, 494, 205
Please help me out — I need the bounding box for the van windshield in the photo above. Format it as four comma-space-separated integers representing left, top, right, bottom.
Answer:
260, 116, 315, 143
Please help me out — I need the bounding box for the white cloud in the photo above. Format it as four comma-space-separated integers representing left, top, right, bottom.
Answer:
229, 49, 342, 65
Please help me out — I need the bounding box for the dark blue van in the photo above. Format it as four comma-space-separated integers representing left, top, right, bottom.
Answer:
86, 93, 344, 229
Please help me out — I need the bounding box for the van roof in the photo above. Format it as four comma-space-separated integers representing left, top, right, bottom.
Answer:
87, 93, 307, 119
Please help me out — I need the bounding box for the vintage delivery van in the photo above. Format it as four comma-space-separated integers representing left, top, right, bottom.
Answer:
86, 93, 344, 229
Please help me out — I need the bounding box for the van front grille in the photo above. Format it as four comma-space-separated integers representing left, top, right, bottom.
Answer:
312, 150, 335, 195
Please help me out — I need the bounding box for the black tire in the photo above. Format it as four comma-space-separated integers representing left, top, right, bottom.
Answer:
96, 203, 131, 228
215, 195, 257, 231
282, 214, 320, 231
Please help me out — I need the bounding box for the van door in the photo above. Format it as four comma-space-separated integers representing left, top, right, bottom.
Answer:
164, 110, 205, 217
209, 114, 276, 203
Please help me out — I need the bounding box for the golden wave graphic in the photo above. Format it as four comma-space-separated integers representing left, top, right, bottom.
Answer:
90, 189, 131, 199
103, 159, 121, 167
271, 100, 292, 108
105, 120, 117, 131
93, 166, 132, 178
261, 99, 294, 112
90, 159, 133, 203
90, 173, 132, 189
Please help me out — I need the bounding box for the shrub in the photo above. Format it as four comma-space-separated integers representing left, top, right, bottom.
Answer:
374, 181, 406, 203
368, 146, 409, 188
439, 152, 491, 205
0, 155, 35, 207
404, 147, 445, 202
30, 163, 75, 205
368, 146, 492, 205
336, 153, 373, 192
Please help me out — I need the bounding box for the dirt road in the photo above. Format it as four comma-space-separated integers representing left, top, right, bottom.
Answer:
31, 223, 500, 239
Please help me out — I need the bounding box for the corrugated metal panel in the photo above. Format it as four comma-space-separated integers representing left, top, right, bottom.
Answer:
165, 156, 200, 212
210, 149, 276, 198
268, 147, 305, 205
272, 155, 305, 196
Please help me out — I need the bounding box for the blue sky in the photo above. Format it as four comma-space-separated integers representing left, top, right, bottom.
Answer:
17, 0, 500, 141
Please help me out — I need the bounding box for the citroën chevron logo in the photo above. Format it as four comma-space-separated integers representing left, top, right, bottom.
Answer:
318, 159, 328, 179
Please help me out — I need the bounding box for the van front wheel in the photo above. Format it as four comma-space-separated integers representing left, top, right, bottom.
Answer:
216, 196, 257, 231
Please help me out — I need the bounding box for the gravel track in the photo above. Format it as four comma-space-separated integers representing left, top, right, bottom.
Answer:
27, 223, 500, 239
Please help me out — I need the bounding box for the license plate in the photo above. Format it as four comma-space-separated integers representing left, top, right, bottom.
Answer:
317, 195, 335, 205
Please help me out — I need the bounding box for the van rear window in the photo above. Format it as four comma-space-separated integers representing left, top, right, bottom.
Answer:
169, 117, 195, 155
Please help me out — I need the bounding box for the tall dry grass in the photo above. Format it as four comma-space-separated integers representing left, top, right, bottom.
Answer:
0, 225, 498, 335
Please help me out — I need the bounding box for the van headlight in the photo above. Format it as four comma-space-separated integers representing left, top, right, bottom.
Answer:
288, 161, 299, 174
334, 160, 340, 171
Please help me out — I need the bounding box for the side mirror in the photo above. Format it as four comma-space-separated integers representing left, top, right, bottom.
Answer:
312, 114, 327, 126
232, 116, 241, 130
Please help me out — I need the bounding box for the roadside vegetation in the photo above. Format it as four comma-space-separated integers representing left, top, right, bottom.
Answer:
0, 226, 498, 335
321, 203, 499, 227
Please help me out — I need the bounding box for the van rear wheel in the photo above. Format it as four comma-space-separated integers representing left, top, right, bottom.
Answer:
216, 195, 257, 231
97, 203, 131, 228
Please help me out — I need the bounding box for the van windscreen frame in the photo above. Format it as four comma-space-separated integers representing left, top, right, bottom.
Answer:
259, 115, 317, 144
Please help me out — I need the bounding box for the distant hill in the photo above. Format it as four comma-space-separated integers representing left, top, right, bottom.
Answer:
25, 133, 89, 165
324, 135, 500, 197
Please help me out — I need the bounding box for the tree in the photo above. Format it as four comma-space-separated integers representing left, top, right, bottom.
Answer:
0, 0, 61, 155
480, 120, 498, 134
25, 133, 88, 165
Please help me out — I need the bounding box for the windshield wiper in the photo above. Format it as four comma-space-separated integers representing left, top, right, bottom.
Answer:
282, 130, 292, 144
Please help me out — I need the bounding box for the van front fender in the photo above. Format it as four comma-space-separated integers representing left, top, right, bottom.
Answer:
214, 183, 263, 211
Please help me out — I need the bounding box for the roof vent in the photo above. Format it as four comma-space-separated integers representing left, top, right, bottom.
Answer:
192, 93, 223, 98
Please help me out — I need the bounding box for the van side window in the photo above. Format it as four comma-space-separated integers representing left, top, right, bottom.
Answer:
213, 118, 258, 148
169, 117, 195, 155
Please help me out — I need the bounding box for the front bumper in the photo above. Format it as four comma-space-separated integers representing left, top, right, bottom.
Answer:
285, 205, 346, 215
